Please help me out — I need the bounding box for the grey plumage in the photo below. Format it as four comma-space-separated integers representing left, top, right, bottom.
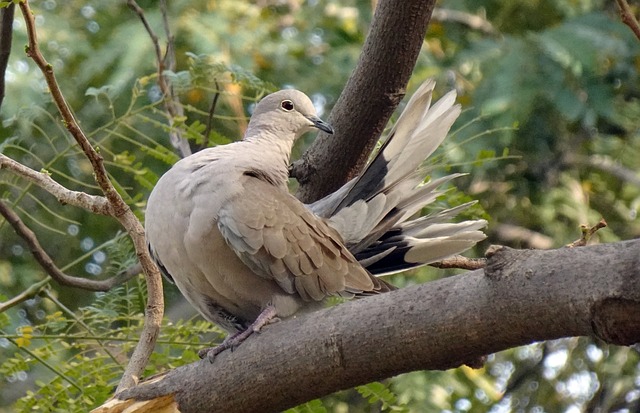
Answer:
145, 81, 486, 357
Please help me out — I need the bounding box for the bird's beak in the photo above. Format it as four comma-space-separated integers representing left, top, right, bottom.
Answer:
306, 115, 334, 135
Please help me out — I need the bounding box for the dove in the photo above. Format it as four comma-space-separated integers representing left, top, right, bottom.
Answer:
145, 80, 486, 360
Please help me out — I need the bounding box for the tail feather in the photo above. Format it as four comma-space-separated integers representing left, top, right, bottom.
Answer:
386, 91, 459, 185
307, 79, 487, 276
357, 229, 487, 275
341, 174, 463, 254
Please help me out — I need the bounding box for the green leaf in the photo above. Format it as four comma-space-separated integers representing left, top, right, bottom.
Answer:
286, 399, 328, 413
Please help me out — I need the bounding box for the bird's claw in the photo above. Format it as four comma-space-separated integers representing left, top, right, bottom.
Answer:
198, 306, 278, 363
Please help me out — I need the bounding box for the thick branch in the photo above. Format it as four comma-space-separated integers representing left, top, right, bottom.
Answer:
0, 3, 15, 108
97, 239, 640, 413
293, 0, 437, 203
0, 200, 138, 292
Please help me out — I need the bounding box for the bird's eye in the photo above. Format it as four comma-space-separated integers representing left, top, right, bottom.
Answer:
281, 100, 294, 111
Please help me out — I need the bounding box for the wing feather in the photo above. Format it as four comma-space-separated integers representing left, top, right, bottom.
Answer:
217, 176, 393, 301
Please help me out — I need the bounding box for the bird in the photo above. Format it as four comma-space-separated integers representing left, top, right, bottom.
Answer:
145, 79, 487, 361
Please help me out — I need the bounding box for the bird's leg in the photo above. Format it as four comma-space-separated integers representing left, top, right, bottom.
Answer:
199, 305, 278, 363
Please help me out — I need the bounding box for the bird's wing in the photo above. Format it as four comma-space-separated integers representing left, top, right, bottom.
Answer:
216, 176, 392, 302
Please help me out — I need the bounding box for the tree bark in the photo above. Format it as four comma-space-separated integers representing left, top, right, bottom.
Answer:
94, 240, 640, 413
292, 0, 437, 203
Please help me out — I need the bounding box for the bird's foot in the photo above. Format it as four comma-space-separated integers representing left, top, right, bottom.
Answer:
198, 305, 278, 363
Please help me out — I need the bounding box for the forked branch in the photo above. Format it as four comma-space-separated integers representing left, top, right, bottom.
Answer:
0, 154, 112, 215
0, 200, 139, 292
127, 0, 190, 157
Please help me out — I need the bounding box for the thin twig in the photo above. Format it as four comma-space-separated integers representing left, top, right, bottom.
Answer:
0, 154, 112, 215
566, 219, 607, 248
201, 81, 221, 151
430, 255, 486, 270
0, 3, 15, 108
0, 277, 50, 313
42, 289, 123, 366
127, 0, 190, 157
1, 332, 83, 391
160, 0, 175, 71
0, 200, 138, 291
615, 0, 640, 41
18, 1, 164, 392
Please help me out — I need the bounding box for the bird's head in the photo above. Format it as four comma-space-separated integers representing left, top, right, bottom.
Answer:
247, 89, 334, 140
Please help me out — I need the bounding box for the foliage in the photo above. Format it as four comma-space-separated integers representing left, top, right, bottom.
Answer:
0, 0, 639, 412
0, 279, 219, 412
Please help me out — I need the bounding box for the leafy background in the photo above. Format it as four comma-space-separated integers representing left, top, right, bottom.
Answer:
1, 0, 639, 411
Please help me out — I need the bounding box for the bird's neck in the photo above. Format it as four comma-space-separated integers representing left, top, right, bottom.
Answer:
241, 129, 296, 187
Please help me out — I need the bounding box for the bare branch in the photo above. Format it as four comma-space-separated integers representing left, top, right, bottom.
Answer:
0, 154, 112, 215
0, 200, 138, 291
159, 0, 175, 71
18, 1, 165, 392
19, 2, 120, 209
430, 255, 486, 270
0, 3, 15, 109
566, 219, 607, 248
200, 81, 221, 151
615, 0, 640, 41
127, 0, 190, 157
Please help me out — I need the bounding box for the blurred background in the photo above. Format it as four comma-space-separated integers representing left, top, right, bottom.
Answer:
0, 0, 639, 411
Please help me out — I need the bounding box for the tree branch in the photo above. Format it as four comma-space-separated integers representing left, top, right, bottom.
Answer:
0, 2, 15, 109
18, 1, 164, 392
200, 81, 221, 152
0, 277, 50, 313
430, 255, 486, 270
94, 240, 640, 413
0, 154, 112, 215
127, 0, 190, 157
566, 219, 607, 248
19, 2, 119, 208
0, 200, 138, 292
293, 0, 437, 202
615, 0, 640, 41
